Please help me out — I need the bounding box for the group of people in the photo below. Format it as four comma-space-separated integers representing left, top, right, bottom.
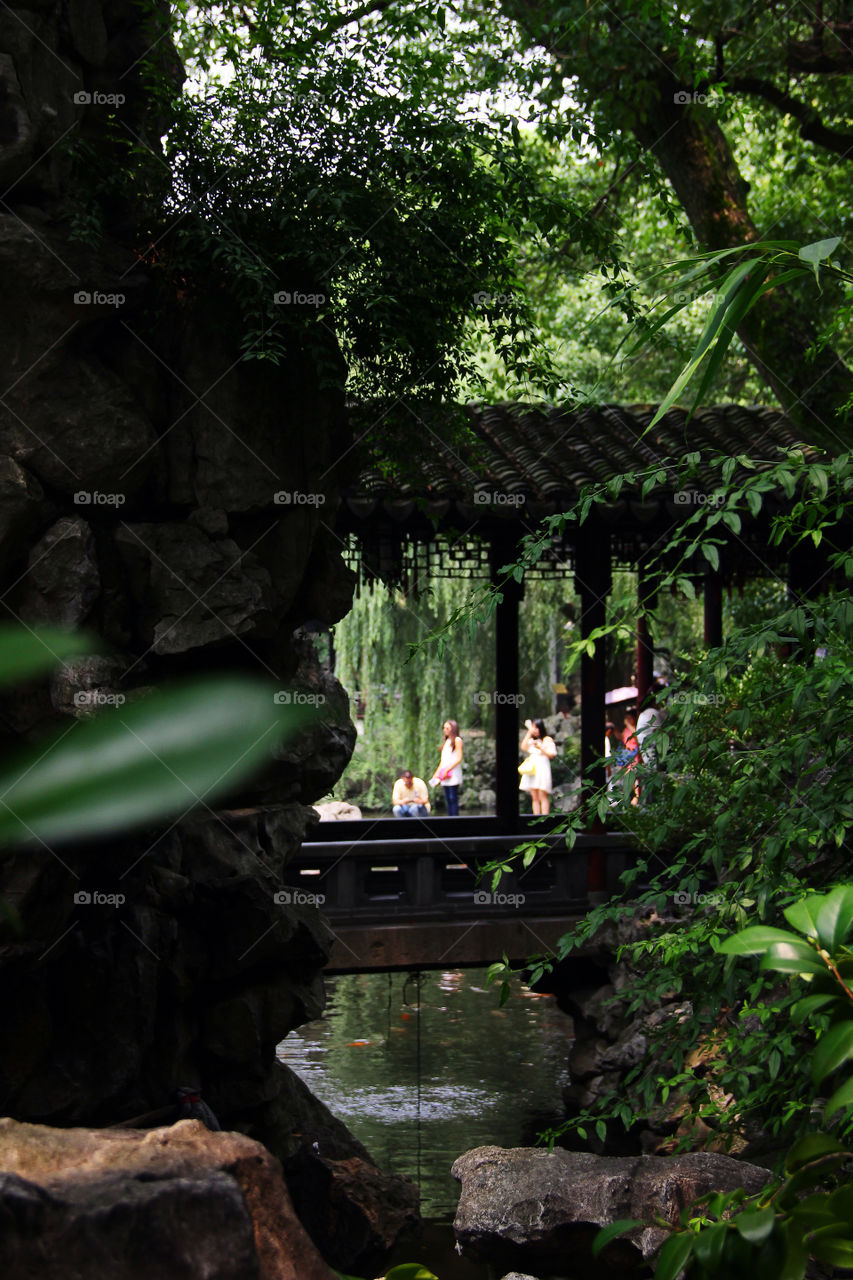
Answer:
391, 720, 463, 817
391, 695, 664, 817
391, 716, 560, 818
605, 691, 665, 804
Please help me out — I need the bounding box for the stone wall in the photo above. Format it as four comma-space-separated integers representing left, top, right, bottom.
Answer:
0, 4, 416, 1271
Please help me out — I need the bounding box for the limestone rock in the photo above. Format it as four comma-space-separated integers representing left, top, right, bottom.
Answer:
272, 628, 357, 802
313, 800, 362, 821
115, 522, 277, 653
0, 1117, 339, 1280
452, 1146, 772, 1275
20, 516, 99, 628
49, 652, 129, 716
0, 454, 44, 570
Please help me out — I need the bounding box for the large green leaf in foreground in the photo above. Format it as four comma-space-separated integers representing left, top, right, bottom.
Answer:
0, 625, 100, 688
0, 677, 307, 847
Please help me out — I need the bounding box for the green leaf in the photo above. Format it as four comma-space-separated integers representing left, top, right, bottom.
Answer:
783, 895, 822, 939
798, 236, 842, 284
785, 1132, 848, 1174
814, 885, 853, 952
759, 940, 828, 977
648, 257, 767, 428
809, 1235, 853, 1268
0, 677, 307, 848
654, 1230, 695, 1280
812, 1020, 853, 1084
592, 1219, 643, 1258
384, 1266, 439, 1280
0, 626, 101, 688
824, 1075, 853, 1121
734, 1207, 775, 1243
719, 926, 803, 956
792, 993, 841, 1023
701, 542, 720, 571
693, 1220, 729, 1265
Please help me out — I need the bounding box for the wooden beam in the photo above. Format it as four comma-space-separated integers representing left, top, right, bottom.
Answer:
636, 562, 655, 708
491, 531, 522, 831
575, 524, 611, 803
703, 572, 723, 648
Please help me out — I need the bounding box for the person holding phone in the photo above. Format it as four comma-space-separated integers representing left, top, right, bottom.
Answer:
519, 718, 557, 815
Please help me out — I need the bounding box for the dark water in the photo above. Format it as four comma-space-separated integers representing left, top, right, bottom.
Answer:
276, 967, 572, 1220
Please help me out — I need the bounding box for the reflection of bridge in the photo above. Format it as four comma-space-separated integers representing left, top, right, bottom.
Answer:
286, 819, 638, 972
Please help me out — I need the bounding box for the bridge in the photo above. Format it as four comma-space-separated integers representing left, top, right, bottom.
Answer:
284, 818, 640, 972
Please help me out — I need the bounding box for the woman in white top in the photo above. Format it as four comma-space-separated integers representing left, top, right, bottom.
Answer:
519, 718, 557, 815
430, 719, 463, 815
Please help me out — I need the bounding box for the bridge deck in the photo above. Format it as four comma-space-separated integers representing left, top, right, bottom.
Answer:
285, 823, 638, 972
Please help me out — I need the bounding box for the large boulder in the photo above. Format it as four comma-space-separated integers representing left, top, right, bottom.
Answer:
452, 1146, 772, 1276
0, 1117, 338, 1280
20, 516, 100, 628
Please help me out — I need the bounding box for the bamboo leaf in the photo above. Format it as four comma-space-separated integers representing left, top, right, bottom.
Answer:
0, 677, 307, 849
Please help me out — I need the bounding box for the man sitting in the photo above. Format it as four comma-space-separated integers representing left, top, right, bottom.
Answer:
392, 770, 430, 817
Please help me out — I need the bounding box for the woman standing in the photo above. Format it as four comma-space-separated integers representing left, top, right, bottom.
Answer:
430, 719, 463, 815
519, 718, 557, 815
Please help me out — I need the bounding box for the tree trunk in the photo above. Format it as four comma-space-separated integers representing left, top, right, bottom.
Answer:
635, 89, 853, 452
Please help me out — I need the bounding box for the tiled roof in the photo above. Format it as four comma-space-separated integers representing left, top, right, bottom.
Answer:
344, 402, 814, 518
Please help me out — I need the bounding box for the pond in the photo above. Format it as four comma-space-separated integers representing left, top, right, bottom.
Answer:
277, 967, 573, 1221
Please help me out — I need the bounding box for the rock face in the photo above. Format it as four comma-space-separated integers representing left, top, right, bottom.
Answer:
0, 3, 411, 1273
0, 1117, 339, 1280
453, 1146, 772, 1277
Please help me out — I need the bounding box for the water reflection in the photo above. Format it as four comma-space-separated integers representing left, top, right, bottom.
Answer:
277, 967, 572, 1219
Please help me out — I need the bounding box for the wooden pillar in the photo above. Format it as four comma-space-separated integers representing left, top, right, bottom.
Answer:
491, 532, 522, 831
636, 563, 655, 708
703, 573, 723, 648
574, 524, 611, 804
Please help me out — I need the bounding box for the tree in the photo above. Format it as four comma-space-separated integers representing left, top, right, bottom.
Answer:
495, 0, 853, 449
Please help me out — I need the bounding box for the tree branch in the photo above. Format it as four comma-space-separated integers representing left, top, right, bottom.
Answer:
728, 75, 853, 159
